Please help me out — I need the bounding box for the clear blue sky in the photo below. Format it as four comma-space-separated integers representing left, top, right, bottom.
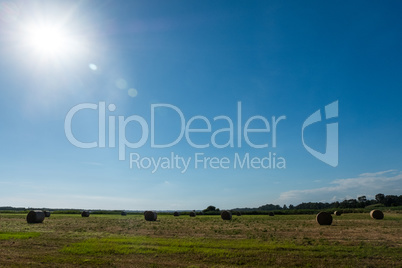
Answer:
0, 0, 401, 210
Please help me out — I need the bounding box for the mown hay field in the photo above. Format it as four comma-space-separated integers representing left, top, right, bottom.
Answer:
0, 213, 401, 267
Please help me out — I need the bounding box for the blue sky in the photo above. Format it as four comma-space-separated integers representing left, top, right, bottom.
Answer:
0, 0, 401, 210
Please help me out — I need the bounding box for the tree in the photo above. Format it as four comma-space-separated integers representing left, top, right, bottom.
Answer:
384, 195, 398, 207
283, 204, 288, 210
357, 196, 367, 203
347, 199, 358, 208
203, 205, 219, 213
205, 205, 216, 211
259, 204, 282, 211
357, 196, 367, 207
375, 193, 385, 204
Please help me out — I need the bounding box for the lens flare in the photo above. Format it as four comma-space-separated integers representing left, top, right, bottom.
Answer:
128, 88, 138, 97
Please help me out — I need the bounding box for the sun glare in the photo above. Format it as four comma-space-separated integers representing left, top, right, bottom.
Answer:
24, 23, 78, 59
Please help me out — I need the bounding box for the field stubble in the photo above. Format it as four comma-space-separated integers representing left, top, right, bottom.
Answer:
0, 213, 401, 267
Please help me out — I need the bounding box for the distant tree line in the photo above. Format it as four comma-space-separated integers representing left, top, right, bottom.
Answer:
0, 206, 26, 211
292, 194, 402, 210
232, 193, 402, 211
1, 193, 401, 214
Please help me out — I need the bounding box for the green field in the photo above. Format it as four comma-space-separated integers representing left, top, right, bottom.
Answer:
0, 213, 401, 267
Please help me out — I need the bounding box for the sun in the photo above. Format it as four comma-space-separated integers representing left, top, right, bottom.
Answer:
23, 22, 80, 60
27, 25, 65, 53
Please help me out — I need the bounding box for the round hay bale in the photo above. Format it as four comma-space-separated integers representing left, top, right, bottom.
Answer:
173, 211, 180, 217
221, 210, 232, 220
26, 210, 45, 224
189, 211, 196, 217
236, 211, 242, 216
370, 210, 384, 220
44, 211, 51, 217
268, 212, 275, 216
334, 211, 342, 216
144, 211, 157, 221
316, 212, 332, 225
121, 211, 127, 216
81, 211, 90, 217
